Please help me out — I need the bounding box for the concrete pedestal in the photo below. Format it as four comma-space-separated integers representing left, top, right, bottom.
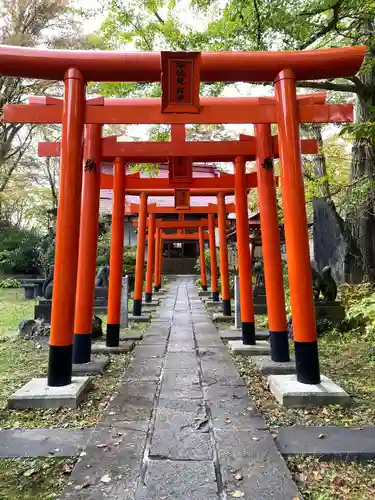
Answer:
220, 329, 270, 342
205, 300, 223, 309
129, 314, 151, 323
72, 356, 110, 375
250, 356, 296, 375
140, 303, 158, 311
268, 374, 352, 408
8, 377, 91, 410
228, 340, 271, 356
212, 313, 234, 323
120, 331, 144, 341
91, 341, 135, 354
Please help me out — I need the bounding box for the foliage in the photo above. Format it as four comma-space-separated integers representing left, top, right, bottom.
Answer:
96, 232, 111, 267
339, 282, 375, 336
96, 232, 137, 274
35, 232, 55, 277
0, 224, 42, 274
194, 248, 215, 273
0, 279, 21, 289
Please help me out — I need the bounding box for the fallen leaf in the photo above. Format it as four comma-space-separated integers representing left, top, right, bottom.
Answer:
74, 481, 90, 490
23, 468, 36, 477
317, 433, 326, 439
252, 437, 260, 441
97, 443, 108, 448
62, 464, 73, 474
230, 491, 244, 498
234, 472, 243, 480
100, 474, 111, 484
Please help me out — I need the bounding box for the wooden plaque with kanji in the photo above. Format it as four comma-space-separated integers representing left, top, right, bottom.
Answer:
161, 51, 201, 113
175, 189, 191, 210
169, 156, 193, 184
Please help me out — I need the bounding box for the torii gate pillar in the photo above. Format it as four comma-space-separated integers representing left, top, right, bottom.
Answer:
48, 69, 85, 386
234, 156, 255, 344
217, 193, 231, 315
154, 227, 161, 291
198, 225, 208, 291
145, 214, 156, 302
133, 192, 148, 315
73, 124, 102, 363
106, 157, 126, 346
255, 124, 289, 361
275, 70, 320, 384
208, 213, 219, 301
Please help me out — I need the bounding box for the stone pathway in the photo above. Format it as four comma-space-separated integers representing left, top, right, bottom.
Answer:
60, 277, 300, 499
0, 428, 91, 458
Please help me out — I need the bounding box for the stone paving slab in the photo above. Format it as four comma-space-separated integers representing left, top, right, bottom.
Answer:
60, 426, 147, 500
135, 460, 219, 500
275, 426, 375, 460
216, 429, 301, 499
150, 405, 213, 460
0, 429, 91, 458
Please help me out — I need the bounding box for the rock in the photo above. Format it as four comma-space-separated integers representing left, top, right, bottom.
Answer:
19, 320, 36, 339
92, 315, 103, 339
19, 318, 50, 340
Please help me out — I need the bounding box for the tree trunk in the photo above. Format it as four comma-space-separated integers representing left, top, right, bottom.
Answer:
349, 67, 375, 282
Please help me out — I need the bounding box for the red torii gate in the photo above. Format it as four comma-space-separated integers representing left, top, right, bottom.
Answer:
0, 44, 365, 390
130, 202, 234, 300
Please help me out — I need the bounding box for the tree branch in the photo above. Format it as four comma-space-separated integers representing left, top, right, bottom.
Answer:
154, 11, 165, 24
296, 80, 357, 93
253, 0, 262, 49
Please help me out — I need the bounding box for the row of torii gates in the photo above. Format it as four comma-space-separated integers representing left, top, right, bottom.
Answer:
1, 45, 366, 390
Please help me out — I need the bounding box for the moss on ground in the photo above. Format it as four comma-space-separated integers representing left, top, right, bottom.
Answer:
0, 457, 76, 500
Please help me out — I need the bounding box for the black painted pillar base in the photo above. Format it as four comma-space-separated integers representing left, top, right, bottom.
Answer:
154, 284, 161, 292
270, 330, 290, 362
295, 340, 321, 384
242, 321, 256, 345
222, 299, 231, 316
47, 344, 73, 387
212, 291, 219, 301
73, 333, 92, 364
133, 299, 142, 316
106, 323, 120, 347
202, 284, 208, 291
145, 292, 152, 303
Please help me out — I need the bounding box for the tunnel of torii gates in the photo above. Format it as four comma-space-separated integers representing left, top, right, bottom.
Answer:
1, 44, 365, 390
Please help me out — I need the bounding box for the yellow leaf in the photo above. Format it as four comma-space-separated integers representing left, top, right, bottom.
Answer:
230, 492, 245, 498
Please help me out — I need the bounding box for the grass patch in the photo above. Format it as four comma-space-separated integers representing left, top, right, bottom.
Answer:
0, 457, 75, 499
287, 457, 375, 500
0, 290, 136, 428
0, 289, 36, 340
